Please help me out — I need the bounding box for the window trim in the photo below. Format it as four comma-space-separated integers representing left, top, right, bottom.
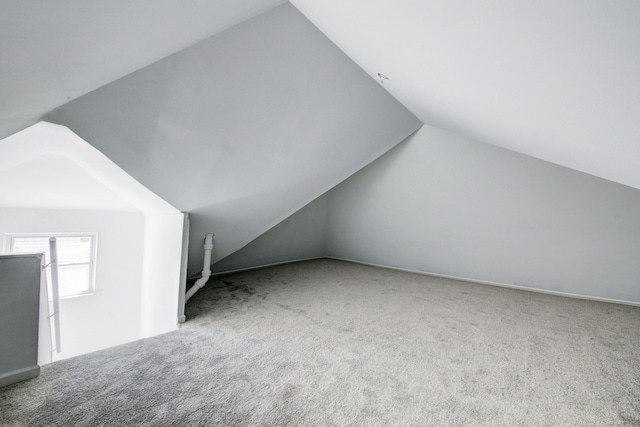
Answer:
3, 232, 98, 299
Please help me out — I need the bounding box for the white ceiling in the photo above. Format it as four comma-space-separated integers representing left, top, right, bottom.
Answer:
44, 5, 420, 272
291, 0, 640, 190
0, 153, 138, 211
0, 0, 285, 140
0, 122, 179, 213
2, 0, 639, 196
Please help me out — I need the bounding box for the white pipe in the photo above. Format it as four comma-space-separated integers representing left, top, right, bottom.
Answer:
48, 237, 61, 353
185, 233, 214, 302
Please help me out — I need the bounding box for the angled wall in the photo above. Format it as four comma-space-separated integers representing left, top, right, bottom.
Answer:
46, 3, 421, 274
210, 193, 328, 275
327, 125, 640, 304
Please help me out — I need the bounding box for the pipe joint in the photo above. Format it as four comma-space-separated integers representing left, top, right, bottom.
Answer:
185, 232, 215, 302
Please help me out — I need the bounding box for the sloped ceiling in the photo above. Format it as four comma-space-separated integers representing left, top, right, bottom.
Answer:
291, 0, 640, 190
46, 4, 421, 273
6, 0, 638, 275
0, 153, 138, 211
0, 122, 178, 213
0, 0, 286, 140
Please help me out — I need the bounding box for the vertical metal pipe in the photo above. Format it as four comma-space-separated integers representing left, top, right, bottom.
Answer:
48, 237, 62, 353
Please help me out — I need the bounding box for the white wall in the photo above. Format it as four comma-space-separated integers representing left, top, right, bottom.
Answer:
328, 125, 640, 304
46, 4, 420, 275
0, 122, 185, 357
0, 208, 145, 360
211, 193, 329, 274
139, 213, 186, 338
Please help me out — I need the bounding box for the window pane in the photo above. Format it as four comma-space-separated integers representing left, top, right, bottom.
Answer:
12, 237, 50, 259
10, 235, 95, 298
56, 237, 92, 265
58, 264, 91, 296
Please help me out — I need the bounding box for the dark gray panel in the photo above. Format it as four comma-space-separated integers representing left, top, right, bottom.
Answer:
0, 254, 42, 387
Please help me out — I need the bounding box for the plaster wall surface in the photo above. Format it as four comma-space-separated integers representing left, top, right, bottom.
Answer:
0, 122, 184, 357
211, 193, 329, 275
139, 213, 186, 338
46, 4, 421, 274
0, 208, 145, 360
0, 0, 286, 139
0, 153, 136, 211
327, 125, 640, 303
0, 122, 178, 215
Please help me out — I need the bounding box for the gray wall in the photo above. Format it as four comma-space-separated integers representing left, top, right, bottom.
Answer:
46, 3, 421, 274
328, 125, 640, 303
0, 0, 286, 140
211, 193, 328, 274
0, 254, 42, 387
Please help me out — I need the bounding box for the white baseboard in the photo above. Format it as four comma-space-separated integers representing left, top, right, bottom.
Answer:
210, 256, 325, 277
196, 255, 640, 308
0, 365, 40, 388
325, 256, 640, 308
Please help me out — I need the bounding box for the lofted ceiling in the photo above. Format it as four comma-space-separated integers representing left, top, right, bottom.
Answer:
0, 122, 179, 213
3, 1, 638, 190
45, 5, 420, 272
2, 1, 640, 274
0, 0, 286, 139
291, 0, 640, 190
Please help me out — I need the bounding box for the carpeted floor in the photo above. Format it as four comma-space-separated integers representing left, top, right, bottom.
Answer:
1, 259, 639, 426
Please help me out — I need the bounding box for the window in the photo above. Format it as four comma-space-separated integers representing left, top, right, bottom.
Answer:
5, 233, 97, 298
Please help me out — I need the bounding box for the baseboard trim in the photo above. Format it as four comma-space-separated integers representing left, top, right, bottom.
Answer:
0, 365, 40, 388
325, 256, 640, 308
211, 257, 325, 277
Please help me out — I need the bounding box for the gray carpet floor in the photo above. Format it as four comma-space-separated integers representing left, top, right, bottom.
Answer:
1, 259, 639, 426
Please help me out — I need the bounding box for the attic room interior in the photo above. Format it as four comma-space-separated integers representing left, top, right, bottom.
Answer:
1, 0, 639, 425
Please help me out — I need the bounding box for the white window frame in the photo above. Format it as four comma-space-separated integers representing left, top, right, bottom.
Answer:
3, 232, 98, 299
